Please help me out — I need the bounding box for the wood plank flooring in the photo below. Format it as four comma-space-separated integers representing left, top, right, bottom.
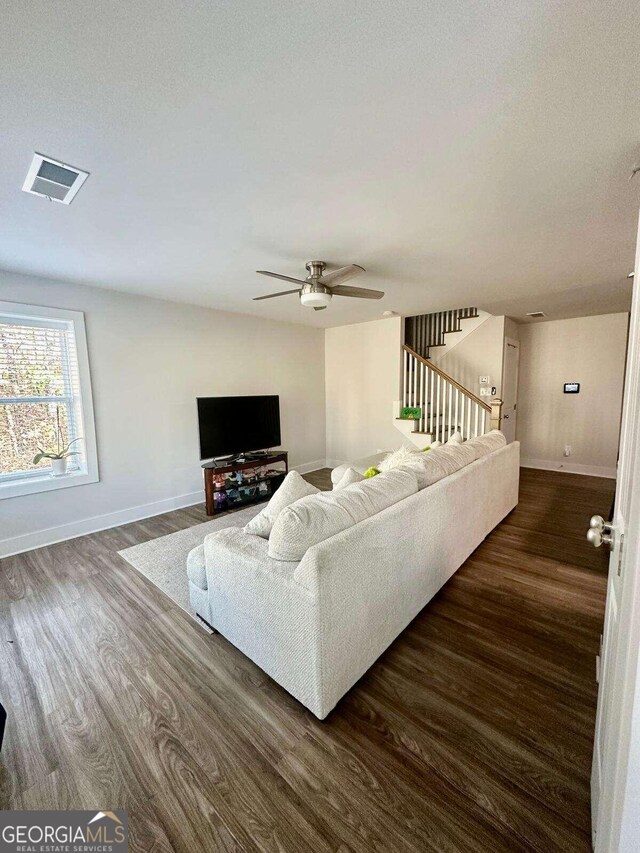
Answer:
0, 467, 613, 852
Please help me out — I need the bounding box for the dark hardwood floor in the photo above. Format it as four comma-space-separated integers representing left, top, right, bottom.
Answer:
0, 467, 613, 852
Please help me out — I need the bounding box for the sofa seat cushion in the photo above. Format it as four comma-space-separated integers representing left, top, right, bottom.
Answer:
244, 470, 319, 539
330, 451, 388, 485
187, 543, 207, 590
269, 468, 419, 562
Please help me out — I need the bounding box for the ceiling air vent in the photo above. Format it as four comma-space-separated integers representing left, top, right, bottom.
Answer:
526, 311, 546, 319
22, 153, 89, 204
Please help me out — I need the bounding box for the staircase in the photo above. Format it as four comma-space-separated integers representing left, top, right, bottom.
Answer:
395, 309, 502, 446
404, 307, 479, 360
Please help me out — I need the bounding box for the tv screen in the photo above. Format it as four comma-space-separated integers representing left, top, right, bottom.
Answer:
197, 395, 281, 459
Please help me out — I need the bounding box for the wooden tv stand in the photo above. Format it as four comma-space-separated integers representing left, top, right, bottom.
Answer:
202, 451, 288, 516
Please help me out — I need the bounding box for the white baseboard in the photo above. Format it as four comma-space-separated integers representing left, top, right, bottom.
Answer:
0, 459, 328, 559
521, 457, 617, 479
0, 490, 203, 560
324, 458, 346, 470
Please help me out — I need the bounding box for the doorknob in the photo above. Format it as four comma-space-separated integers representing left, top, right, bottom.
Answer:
587, 515, 614, 549
503, 414, 509, 419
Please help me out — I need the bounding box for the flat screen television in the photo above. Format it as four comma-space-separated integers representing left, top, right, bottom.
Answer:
197, 395, 281, 459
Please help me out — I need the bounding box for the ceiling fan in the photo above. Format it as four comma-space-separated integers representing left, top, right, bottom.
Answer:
253, 261, 384, 310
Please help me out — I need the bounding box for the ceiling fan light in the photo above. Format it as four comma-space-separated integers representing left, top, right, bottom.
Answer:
300, 290, 332, 308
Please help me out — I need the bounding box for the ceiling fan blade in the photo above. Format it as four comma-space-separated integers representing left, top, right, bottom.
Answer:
313, 306, 327, 311
256, 270, 307, 286
253, 288, 301, 301
331, 285, 384, 300
321, 264, 365, 287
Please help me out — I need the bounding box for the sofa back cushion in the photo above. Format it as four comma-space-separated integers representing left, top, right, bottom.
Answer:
244, 470, 319, 539
405, 442, 473, 485
466, 430, 506, 458
268, 468, 418, 561
437, 442, 478, 467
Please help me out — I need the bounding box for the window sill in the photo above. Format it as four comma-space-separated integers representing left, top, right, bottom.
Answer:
0, 469, 99, 500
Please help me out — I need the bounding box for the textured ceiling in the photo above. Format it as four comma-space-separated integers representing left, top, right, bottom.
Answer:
0, 0, 638, 327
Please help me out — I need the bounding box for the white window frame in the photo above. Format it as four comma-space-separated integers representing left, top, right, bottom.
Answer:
0, 300, 99, 499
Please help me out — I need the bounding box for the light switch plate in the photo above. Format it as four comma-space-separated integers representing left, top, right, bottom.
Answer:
479, 375, 490, 385
480, 387, 491, 396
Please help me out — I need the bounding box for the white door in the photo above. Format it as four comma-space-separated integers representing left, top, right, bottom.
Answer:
501, 337, 519, 443
590, 212, 640, 852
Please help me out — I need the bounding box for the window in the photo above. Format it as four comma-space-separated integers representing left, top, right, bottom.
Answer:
0, 301, 98, 499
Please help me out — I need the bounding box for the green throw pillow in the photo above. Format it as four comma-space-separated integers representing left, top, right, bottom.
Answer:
422, 445, 431, 452
364, 467, 380, 478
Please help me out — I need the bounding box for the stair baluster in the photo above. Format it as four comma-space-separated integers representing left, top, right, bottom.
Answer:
401, 344, 498, 442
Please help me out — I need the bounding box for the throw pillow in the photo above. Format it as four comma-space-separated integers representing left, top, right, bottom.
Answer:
364, 467, 380, 478
378, 445, 421, 473
243, 470, 319, 539
447, 431, 463, 444
333, 467, 365, 490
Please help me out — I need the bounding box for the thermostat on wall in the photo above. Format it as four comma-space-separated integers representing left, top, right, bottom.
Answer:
564, 382, 580, 393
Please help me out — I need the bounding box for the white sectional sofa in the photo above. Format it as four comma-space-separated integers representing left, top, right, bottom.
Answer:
187, 432, 520, 719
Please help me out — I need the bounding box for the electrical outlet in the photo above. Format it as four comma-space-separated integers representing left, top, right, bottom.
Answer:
479, 375, 490, 385
564, 445, 572, 457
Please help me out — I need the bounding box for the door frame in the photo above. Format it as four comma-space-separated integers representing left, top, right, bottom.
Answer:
501, 336, 520, 441
594, 215, 640, 851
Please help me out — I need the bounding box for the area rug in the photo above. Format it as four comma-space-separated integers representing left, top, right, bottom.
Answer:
117, 504, 261, 630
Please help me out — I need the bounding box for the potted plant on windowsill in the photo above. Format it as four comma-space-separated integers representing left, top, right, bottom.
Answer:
32, 406, 82, 478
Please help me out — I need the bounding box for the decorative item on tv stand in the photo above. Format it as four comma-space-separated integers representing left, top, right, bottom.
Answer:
202, 450, 289, 516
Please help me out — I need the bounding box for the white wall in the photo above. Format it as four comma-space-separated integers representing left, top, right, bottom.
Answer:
430, 309, 492, 365
0, 270, 325, 556
325, 317, 402, 466
436, 315, 508, 398
516, 313, 628, 477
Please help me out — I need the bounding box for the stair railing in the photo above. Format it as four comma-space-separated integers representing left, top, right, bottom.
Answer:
402, 345, 502, 441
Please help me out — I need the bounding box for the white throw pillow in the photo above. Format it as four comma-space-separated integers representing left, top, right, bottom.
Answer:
378, 444, 421, 473
243, 470, 319, 539
430, 439, 443, 448
447, 430, 463, 444
268, 468, 418, 561
333, 466, 365, 490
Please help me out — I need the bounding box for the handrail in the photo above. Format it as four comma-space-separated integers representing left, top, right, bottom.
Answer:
402, 344, 490, 412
